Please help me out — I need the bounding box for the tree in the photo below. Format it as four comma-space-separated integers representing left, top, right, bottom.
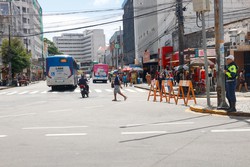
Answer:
44, 38, 62, 55
1, 38, 31, 75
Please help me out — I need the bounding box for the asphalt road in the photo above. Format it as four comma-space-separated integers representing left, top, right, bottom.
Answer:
0, 81, 250, 167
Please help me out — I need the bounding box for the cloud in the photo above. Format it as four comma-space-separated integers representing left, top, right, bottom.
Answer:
93, 0, 120, 6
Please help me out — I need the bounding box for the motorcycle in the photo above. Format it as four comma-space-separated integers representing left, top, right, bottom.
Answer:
79, 84, 89, 98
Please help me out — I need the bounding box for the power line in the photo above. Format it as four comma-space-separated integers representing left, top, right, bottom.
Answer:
14, 4, 176, 38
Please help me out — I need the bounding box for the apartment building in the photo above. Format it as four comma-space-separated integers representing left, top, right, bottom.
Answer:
0, 0, 43, 79
53, 29, 105, 72
14, 0, 43, 61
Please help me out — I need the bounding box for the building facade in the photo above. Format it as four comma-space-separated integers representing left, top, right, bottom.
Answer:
53, 29, 105, 72
0, 0, 43, 80
122, 0, 135, 65
109, 30, 123, 69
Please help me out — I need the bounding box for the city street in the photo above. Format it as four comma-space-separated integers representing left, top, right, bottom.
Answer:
0, 81, 250, 167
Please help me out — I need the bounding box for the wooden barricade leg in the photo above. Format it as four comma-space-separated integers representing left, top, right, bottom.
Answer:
167, 80, 177, 104
176, 81, 186, 105
147, 85, 153, 101
185, 81, 197, 106
161, 81, 167, 102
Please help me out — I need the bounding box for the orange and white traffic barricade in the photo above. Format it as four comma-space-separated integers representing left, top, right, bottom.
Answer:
176, 80, 196, 106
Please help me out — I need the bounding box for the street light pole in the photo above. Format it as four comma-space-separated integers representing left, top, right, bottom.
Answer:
214, 0, 228, 109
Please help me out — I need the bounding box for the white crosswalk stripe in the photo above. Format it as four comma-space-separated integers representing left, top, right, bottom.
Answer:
0, 87, 146, 96
134, 88, 146, 92
29, 91, 39, 94
6, 91, 18, 95
124, 89, 136, 93
105, 89, 113, 92
19, 91, 29, 95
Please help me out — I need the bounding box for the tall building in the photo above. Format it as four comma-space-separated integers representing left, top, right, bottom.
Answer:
53, 29, 105, 72
109, 30, 123, 68
0, 0, 43, 79
133, 0, 158, 64
122, 0, 135, 65
14, 0, 43, 61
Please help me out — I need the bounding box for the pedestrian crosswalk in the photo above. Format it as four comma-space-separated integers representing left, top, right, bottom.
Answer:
0, 88, 147, 96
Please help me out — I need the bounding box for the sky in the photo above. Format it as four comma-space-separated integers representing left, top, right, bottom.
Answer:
38, 0, 124, 44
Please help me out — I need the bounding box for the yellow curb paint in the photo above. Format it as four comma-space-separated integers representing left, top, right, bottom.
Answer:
190, 106, 250, 117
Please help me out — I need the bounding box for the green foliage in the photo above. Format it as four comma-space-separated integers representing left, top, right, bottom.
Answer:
44, 38, 62, 55
1, 38, 31, 74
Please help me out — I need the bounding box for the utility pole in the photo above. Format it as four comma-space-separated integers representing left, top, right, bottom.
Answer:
177, 0, 184, 66
8, 0, 12, 85
201, 11, 211, 107
214, 0, 228, 109
119, 26, 124, 69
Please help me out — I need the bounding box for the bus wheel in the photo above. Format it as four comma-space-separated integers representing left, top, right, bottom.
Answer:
51, 86, 56, 91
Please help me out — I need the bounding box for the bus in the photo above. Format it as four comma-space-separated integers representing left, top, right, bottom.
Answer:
92, 64, 109, 83
46, 55, 78, 90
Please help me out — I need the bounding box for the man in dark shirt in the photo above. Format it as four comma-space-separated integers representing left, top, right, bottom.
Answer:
78, 75, 89, 92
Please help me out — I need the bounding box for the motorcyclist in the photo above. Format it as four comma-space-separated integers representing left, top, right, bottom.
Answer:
78, 75, 89, 93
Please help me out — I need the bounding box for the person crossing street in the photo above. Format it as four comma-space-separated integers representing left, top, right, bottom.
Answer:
112, 71, 127, 101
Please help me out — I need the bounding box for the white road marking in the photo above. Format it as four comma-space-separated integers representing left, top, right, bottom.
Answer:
29, 91, 39, 94
46, 133, 87, 137
122, 122, 194, 128
0, 113, 36, 119
94, 89, 102, 93
105, 89, 113, 92
0, 92, 7, 95
121, 131, 167, 135
0, 135, 7, 138
22, 126, 88, 130
41, 91, 47, 94
48, 109, 73, 113
134, 88, 146, 92
6, 91, 18, 95
18, 91, 29, 95
51, 91, 58, 94
125, 89, 136, 93
211, 129, 250, 133
153, 122, 194, 126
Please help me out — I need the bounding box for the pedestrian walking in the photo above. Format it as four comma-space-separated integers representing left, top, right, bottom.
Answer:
112, 71, 127, 101
122, 73, 128, 87
224, 55, 238, 112
238, 69, 248, 92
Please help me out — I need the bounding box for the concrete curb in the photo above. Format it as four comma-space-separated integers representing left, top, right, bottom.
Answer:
190, 105, 250, 117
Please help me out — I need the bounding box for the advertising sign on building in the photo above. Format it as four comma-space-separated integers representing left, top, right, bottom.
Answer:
143, 50, 150, 63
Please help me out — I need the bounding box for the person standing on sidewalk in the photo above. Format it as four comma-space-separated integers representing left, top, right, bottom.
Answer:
112, 71, 127, 101
238, 69, 249, 92
224, 55, 238, 112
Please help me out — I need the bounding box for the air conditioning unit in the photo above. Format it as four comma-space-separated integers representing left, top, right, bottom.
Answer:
192, 0, 210, 12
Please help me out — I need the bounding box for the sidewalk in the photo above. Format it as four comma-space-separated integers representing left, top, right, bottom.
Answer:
135, 83, 250, 117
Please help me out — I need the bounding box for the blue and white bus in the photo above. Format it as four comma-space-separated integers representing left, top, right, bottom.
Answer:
46, 55, 78, 90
